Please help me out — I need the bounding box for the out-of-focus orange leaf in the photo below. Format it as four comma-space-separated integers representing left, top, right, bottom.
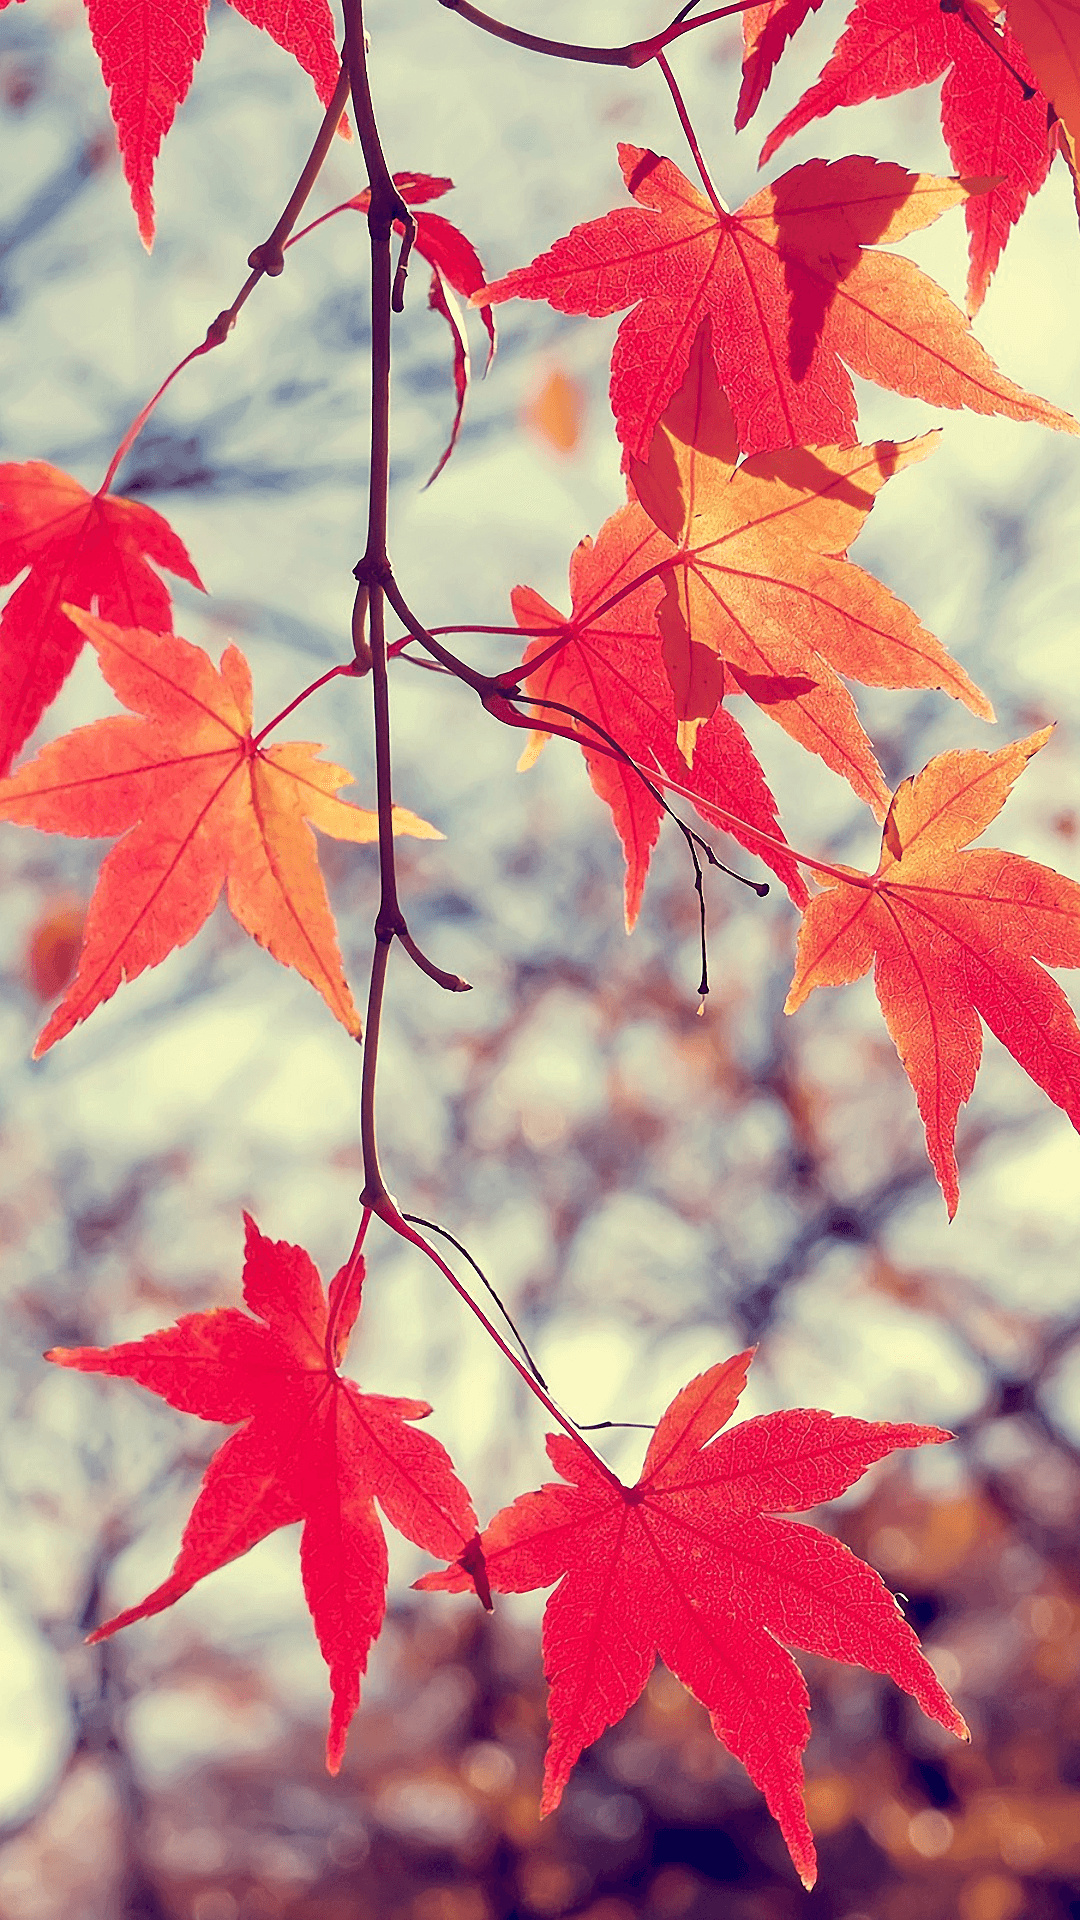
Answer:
525, 370, 586, 454
24, 895, 85, 1000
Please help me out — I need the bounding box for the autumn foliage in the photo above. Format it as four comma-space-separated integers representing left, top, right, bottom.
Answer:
3, 0, 1080, 1893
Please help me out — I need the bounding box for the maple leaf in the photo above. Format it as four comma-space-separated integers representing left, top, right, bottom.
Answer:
52, 0, 344, 245
1006, 0, 1080, 169
0, 612, 440, 1053
525, 368, 586, 455
512, 532, 809, 929
757, 0, 1052, 312
539, 322, 991, 822
0, 461, 204, 779
347, 173, 496, 486
786, 730, 1080, 1214
736, 0, 829, 129
473, 146, 1076, 463
419, 1350, 966, 1889
48, 1215, 481, 1771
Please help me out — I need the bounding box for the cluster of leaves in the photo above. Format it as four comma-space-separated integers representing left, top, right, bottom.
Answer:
3, 0, 1080, 1891
50, 1223, 964, 1891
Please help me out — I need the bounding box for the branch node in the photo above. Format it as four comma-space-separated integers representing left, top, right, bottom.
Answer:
247, 240, 286, 277
353, 553, 393, 589
204, 310, 235, 348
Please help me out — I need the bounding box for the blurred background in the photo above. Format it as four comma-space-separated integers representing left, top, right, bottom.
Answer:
2, 2, 1080, 1915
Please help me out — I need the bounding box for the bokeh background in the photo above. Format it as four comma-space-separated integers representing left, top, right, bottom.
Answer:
2, 2, 1080, 1916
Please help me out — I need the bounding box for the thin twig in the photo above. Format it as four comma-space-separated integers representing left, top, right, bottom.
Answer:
688, 832, 711, 1000
435, 0, 761, 68
378, 1200, 626, 1487
402, 1214, 549, 1386
387, 580, 870, 891
523, 691, 768, 900
577, 1418, 657, 1431
398, 931, 472, 992
402, 1217, 660, 1435
346, 0, 406, 1209
98, 60, 351, 495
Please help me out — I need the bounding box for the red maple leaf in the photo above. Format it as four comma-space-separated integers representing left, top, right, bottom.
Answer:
512, 529, 809, 929
62, 0, 343, 245
473, 147, 1075, 462
757, 0, 1052, 312
0, 461, 204, 778
0, 612, 439, 1052
787, 729, 1080, 1213
736, 0, 829, 129
48, 1216, 481, 1771
419, 1350, 966, 1889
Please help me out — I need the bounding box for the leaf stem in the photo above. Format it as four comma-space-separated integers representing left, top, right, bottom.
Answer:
97, 58, 351, 496
660, 766, 874, 887
251, 663, 357, 747
941, 0, 1036, 98
376, 1200, 625, 1489
655, 50, 728, 217
385, 590, 874, 892
324, 1209, 372, 1370
401, 1213, 550, 1388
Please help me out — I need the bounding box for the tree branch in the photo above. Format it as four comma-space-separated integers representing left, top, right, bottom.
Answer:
435, 0, 761, 67
344, 5, 466, 1214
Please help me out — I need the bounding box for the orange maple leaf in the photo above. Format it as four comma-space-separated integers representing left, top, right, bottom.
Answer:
0, 613, 439, 1053
622, 323, 992, 803
475, 149, 1077, 463
785, 730, 1080, 1213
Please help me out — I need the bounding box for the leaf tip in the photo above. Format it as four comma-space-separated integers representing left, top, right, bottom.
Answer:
43, 1347, 74, 1368
58, 602, 98, 648
1022, 722, 1056, 759
537, 1780, 563, 1821
31, 1020, 60, 1061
